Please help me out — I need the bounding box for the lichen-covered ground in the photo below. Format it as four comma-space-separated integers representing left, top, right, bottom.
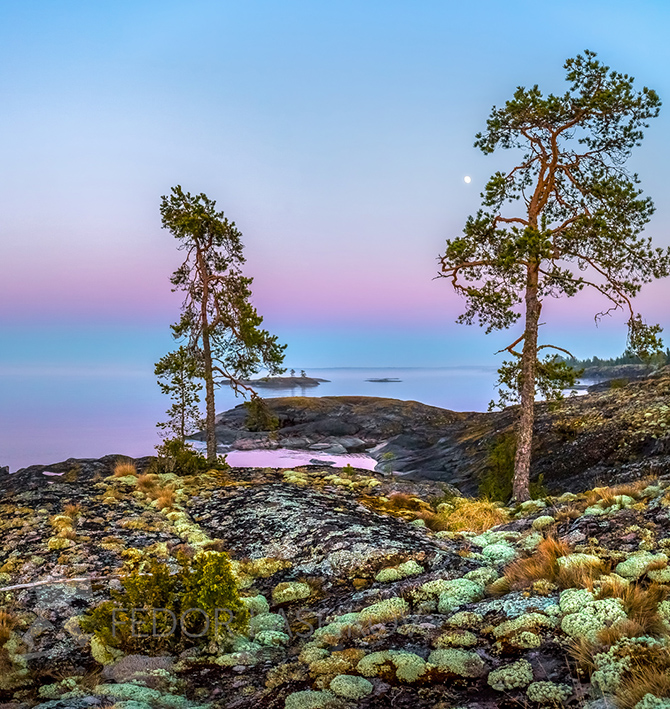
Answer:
4, 457, 670, 709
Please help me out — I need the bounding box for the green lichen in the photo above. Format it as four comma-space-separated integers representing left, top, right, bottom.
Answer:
635, 695, 670, 709
427, 648, 486, 677
272, 581, 312, 604
434, 629, 478, 647
561, 597, 627, 643
481, 543, 516, 566
255, 629, 289, 646
493, 613, 552, 649
375, 567, 403, 583
284, 690, 337, 709
445, 611, 484, 628
487, 659, 534, 691
375, 559, 424, 582
242, 594, 270, 616
531, 515, 556, 531
436, 579, 484, 614
329, 674, 373, 699
358, 597, 409, 624
464, 567, 499, 586
616, 552, 668, 579
526, 681, 572, 705
357, 650, 428, 682
558, 588, 594, 615
250, 613, 287, 633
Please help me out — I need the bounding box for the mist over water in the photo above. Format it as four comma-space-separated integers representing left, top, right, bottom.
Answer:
0, 366, 498, 472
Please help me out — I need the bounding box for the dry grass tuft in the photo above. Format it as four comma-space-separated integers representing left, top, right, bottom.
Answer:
0, 610, 18, 647
554, 502, 585, 524
584, 479, 655, 508
154, 487, 175, 510
614, 657, 670, 709
63, 503, 82, 520
386, 492, 429, 512
568, 636, 599, 678
113, 459, 137, 478
504, 537, 571, 589
136, 473, 158, 493
429, 498, 508, 534
596, 579, 668, 637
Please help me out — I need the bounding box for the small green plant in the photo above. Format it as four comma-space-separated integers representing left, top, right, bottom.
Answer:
479, 432, 516, 501
609, 378, 629, 389
244, 395, 279, 432
479, 432, 547, 501
82, 551, 248, 655
151, 438, 213, 475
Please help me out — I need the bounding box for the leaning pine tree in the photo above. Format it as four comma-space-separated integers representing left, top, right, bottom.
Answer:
439, 51, 670, 502
161, 186, 286, 463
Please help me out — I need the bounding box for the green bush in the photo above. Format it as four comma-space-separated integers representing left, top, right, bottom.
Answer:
150, 438, 220, 475
244, 396, 279, 432
82, 551, 248, 655
479, 432, 547, 501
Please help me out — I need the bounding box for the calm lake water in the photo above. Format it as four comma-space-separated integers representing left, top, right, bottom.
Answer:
1, 366, 500, 472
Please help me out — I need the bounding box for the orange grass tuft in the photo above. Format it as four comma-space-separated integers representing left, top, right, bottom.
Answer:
430, 498, 508, 534
504, 537, 571, 589
154, 488, 175, 510
596, 579, 668, 637
614, 661, 670, 709
113, 460, 137, 478
0, 610, 17, 647
136, 473, 158, 493
63, 503, 82, 520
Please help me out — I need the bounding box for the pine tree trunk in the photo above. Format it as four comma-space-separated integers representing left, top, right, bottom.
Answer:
513, 263, 541, 502
202, 329, 217, 463
198, 250, 217, 463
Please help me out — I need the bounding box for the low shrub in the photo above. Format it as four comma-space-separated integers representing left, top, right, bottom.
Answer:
150, 438, 215, 475
82, 550, 248, 655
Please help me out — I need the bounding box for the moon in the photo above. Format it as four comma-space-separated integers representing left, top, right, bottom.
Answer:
464, 175, 472, 184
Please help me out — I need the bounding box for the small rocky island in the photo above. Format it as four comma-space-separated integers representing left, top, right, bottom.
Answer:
1, 368, 670, 707
235, 376, 330, 389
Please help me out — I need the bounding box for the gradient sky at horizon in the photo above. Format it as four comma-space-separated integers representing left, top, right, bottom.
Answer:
2, 0, 670, 369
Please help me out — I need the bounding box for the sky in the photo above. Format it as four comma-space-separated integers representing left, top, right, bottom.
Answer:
2, 0, 670, 370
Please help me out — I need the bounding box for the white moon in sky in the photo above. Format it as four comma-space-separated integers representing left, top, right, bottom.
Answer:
464, 175, 472, 183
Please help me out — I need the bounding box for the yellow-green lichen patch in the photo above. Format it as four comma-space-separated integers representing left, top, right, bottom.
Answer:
242, 594, 270, 616
531, 515, 556, 531
436, 579, 485, 614
616, 552, 668, 579
561, 597, 627, 643
284, 689, 338, 709
487, 659, 534, 691
493, 613, 553, 650
357, 650, 428, 683
272, 581, 312, 604
329, 674, 373, 699
375, 559, 424, 583
434, 629, 478, 648
445, 611, 484, 628
427, 648, 487, 678
526, 680, 572, 705
358, 597, 409, 625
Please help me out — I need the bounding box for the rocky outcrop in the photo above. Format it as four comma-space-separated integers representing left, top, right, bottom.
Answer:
198, 367, 670, 496
4, 457, 670, 707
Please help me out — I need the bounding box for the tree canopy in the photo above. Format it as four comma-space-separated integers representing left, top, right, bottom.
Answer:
161, 186, 286, 462
439, 50, 670, 500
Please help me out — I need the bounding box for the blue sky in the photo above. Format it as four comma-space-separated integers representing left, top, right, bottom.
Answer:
2, 0, 670, 368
